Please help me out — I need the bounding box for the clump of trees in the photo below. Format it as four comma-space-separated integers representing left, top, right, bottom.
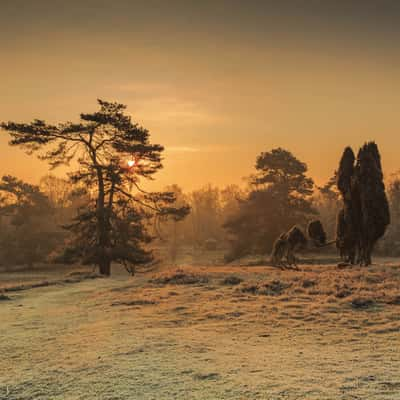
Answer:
0, 176, 60, 267
223, 148, 316, 261
336, 142, 390, 265
1, 100, 189, 275
0, 174, 94, 268
155, 183, 244, 262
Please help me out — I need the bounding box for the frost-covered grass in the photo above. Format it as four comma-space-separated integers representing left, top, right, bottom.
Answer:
1, 260, 400, 399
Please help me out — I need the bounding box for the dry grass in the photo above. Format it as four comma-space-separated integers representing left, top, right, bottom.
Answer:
0, 264, 102, 293
1, 260, 400, 399
1, 271, 103, 293
239, 279, 291, 295
111, 299, 158, 307
150, 267, 209, 285
231, 263, 400, 311
0, 293, 11, 301
221, 275, 243, 286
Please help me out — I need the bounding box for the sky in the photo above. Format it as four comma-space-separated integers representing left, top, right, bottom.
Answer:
1, 0, 400, 190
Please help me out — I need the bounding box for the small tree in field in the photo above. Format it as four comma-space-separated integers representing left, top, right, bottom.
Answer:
1, 100, 189, 275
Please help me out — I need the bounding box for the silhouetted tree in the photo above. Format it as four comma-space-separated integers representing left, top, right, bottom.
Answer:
337, 147, 355, 196
335, 142, 390, 265
319, 172, 339, 200
0, 176, 58, 266
336, 147, 359, 263
224, 148, 316, 261
307, 220, 326, 246
355, 142, 390, 265
1, 100, 189, 275
252, 147, 314, 195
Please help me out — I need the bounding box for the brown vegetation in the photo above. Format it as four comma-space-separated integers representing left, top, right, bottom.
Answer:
151, 267, 210, 285
1, 260, 400, 399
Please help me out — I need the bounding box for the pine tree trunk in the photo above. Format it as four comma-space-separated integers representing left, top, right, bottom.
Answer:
99, 258, 111, 276
95, 163, 111, 276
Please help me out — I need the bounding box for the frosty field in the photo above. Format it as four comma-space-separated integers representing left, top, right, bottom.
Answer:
1, 261, 400, 400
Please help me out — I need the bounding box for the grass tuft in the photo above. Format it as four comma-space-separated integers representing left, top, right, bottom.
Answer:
151, 268, 209, 286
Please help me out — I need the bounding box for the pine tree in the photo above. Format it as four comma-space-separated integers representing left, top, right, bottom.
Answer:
355, 142, 390, 265
1, 100, 189, 275
336, 147, 358, 264
337, 147, 355, 197
224, 148, 316, 261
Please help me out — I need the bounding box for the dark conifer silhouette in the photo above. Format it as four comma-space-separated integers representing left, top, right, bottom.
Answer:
355, 142, 390, 265
336, 147, 358, 264
336, 142, 390, 265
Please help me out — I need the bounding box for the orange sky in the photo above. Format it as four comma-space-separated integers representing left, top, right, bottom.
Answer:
1, 1, 400, 190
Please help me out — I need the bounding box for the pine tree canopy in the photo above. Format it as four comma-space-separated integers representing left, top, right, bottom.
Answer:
1, 99, 190, 275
